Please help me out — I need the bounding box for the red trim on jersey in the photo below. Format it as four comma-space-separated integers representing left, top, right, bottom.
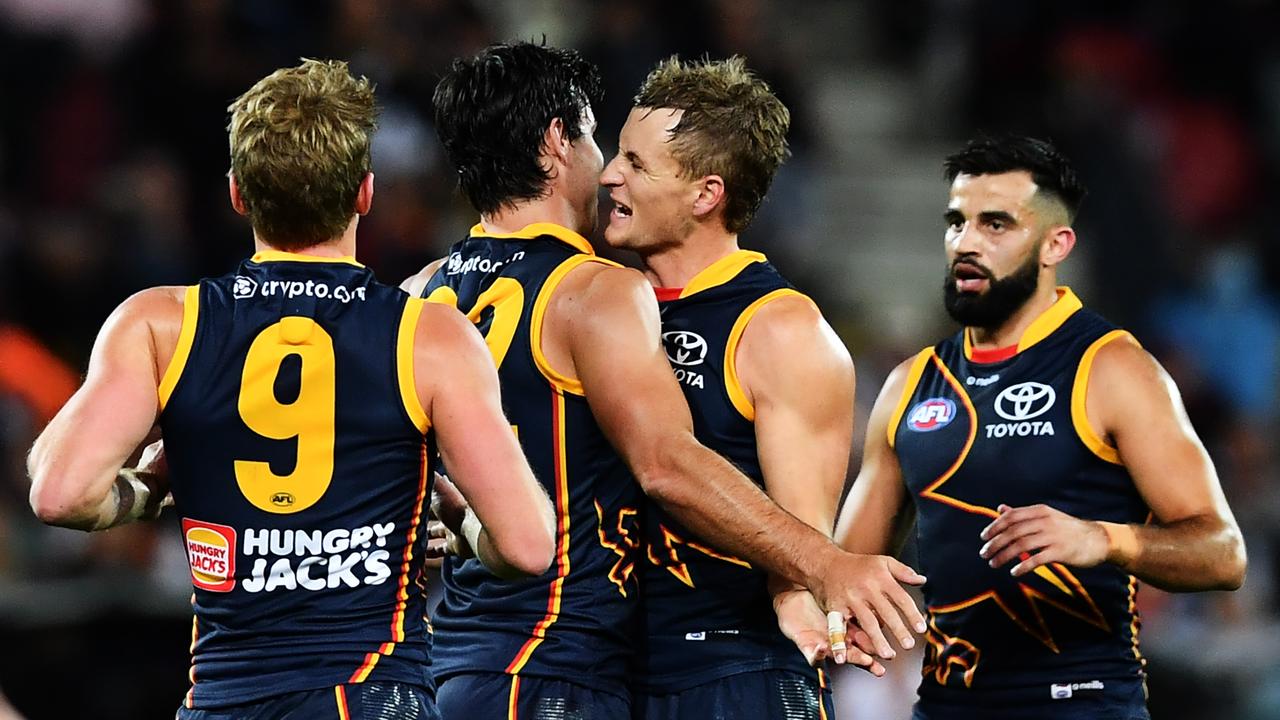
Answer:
968, 344, 1018, 363
505, 389, 572, 674
653, 287, 683, 302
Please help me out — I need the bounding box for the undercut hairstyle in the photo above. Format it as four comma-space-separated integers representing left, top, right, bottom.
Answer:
943, 135, 1087, 221
634, 56, 790, 234
433, 41, 603, 215
228, 59, 377, 250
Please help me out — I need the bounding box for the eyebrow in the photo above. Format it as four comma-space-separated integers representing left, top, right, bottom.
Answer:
978, 210, 1017, 225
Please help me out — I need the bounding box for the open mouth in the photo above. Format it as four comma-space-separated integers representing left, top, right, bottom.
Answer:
613, 200, 633, 218
952, 261, 990, 292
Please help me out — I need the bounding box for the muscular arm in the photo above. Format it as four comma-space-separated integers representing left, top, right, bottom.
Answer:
745, 296, 853, 537
981, 338, 1246, 591
416, 303, 555, 579
835, 357, 915, 557
551, 265, 924, 654
737, 296, 882, 667
28, 288, 181, 530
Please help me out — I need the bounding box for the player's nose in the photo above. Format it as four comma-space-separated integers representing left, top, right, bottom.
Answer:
599, 155, 623, 187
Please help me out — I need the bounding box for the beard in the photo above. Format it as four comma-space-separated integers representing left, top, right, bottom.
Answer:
943, 251, 1040, 329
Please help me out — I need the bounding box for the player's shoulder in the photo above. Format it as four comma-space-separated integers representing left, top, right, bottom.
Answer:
555, 260, 651, 311
739, 291, 823, 342
1087, 330, 1159, 391
876, 347, 936, 405
415, 300, 477, 342
113, 286, 189, 328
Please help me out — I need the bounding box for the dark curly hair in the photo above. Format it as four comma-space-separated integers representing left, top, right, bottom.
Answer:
433, 41, 603, 215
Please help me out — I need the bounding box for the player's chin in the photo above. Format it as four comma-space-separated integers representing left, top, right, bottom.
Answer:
602, 218, 632, 248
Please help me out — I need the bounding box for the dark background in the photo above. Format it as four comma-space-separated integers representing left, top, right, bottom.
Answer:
1, 1, 1277, 718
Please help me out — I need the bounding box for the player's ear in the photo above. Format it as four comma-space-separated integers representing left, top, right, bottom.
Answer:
355, 172, 374, 216
228, 173, 248, 216
691, 174, 726, 222
545, 117, 571, 165
1041, 225, 1076, 268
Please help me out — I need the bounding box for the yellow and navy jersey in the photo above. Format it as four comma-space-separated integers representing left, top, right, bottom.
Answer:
422, 223, 642, 699
157, 251, 436, 710
636, 250, 819, 692
891, 288, 1148, 705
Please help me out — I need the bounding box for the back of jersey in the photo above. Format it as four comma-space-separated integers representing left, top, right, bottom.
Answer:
159, 251, 435, 710
423, 223, 642, 701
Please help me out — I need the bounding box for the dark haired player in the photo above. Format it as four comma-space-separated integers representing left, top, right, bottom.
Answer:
28, 59, 554, 719
836, 135, 1246, 719
404, 42, 926, 718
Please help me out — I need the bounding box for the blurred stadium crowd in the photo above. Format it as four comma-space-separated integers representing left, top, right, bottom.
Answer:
1, 1, 1278, 718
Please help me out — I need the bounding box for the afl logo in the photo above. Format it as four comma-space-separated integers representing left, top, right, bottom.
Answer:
270, 492, 295, 508
232, 275, 258, 299
662, 330, 708, 367
907, 398, 956, 432
994, 382, 1056, 421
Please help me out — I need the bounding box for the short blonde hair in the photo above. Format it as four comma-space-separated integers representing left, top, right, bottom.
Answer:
228, 59, 377, 250
634, 56, 789, 234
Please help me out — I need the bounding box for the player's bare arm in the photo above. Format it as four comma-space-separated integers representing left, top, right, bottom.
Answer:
415, 302, 556, 579
834, 355, 926, 664
836, 356, 918, 558
980, 337, 1246, 591
737, 296, 891, 672
400, 257, 446, 297
28, 287, 184, 530
546, 262, 924, 657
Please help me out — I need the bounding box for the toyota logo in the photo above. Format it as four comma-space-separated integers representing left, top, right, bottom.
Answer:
662, 330, 707, 367
993, 381, 1056, 421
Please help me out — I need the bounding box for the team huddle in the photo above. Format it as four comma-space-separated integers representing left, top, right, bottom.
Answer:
27, 41, 1245, 720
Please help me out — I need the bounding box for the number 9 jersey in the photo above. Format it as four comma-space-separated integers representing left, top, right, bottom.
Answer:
159, 251, 437, 711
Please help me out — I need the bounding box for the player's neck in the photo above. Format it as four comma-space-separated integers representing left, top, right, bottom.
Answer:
252, 220, 358, 259
480, 195, 586, 238
968, 281, 1061, 349
640, 227, 739, 290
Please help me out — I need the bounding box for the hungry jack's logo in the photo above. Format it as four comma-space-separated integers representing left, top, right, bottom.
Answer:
184, 518, 237, 592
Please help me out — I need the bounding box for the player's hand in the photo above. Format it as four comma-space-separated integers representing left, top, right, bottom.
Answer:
773, 587, 829, 666
773, 587, 887, 675
430, 472, 468, 533
811, 550, 926, 660
979, 503, 1109, 576
134, 439, 173, 519
137, 439, 168, 478
425, 519, 473, 561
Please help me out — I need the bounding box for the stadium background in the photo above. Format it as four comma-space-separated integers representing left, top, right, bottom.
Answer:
0, 1, 1277, 717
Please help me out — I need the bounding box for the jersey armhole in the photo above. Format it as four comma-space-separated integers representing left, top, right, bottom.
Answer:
396, 296, 431, 434
723, 288, 811, 422
1071, 329, 1136, 465
530, 254, 623, 396
886, 348, 936, 450
158, 284, 201, 411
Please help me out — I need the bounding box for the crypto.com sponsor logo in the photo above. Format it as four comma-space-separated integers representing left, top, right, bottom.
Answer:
233, 276, 367, 303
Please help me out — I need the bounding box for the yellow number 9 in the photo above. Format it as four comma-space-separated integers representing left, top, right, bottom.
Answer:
234, 316, 336, 514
